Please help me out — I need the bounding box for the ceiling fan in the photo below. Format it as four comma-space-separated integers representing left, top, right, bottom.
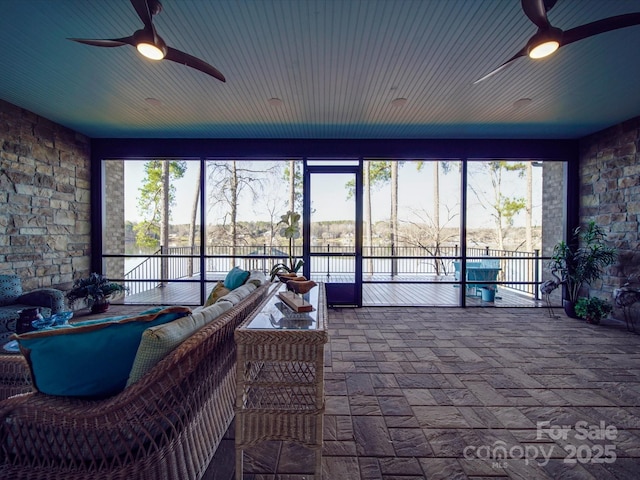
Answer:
474, 0, 640, 84
68, 0, 225, 82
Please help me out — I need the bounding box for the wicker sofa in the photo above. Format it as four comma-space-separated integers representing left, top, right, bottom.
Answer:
0, 279, 272, 480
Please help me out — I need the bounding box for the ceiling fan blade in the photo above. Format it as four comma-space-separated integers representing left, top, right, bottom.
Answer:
165, 47, 226, 82
130, 0, 155, 29
561, 12, 640, 47
473, 48, 527, 84
68, 36, 135, 48
521, 0, 551, 29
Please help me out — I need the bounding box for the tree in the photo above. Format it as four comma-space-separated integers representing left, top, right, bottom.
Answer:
284, 159, 303, 213
256, 166, 291, 254
468, 161, 526, 251
525, 161, 533, 252
402, 205, 459, 275
160, 160, 170, 283
409, 160, 456, 275
390, 161, 399, 275
187, 165, 201, 277
363, 161, 371, 274
346, 160, 390, 275
133, 160, 186, 249
207, 160, 275, 263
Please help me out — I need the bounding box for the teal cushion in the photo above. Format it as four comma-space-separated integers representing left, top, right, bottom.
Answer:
0, 275, 22, 306
223, 266, 250, 290
14, 306, 191, 397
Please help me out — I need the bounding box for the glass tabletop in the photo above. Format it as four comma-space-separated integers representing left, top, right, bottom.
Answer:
245, 284, 319, 330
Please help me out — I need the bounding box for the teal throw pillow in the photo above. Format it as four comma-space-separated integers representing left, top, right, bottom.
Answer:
223, 266, 250, 290
14, 306, 191, 397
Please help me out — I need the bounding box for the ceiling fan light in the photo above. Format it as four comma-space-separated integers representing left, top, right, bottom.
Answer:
529, 40, 559, 59
133, 28, 167, 60
527, 28, 562, 59
137, 42, 165, 60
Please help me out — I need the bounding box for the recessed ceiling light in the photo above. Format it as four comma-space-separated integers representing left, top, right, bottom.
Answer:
145, 97, 162, 107
513, 98, 532, 109
268, 97, 283, 107
391, 97, 407, 107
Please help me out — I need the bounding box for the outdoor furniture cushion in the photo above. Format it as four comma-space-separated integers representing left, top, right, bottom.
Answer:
14, 306, 191, 397
205, 281, 230, 306
127, 300, 232, 386
246, 270, 267, 287
223, 266, 250, 290
218, 283, 257, 306
0, 275, 66, 339
0, 275, 22, 306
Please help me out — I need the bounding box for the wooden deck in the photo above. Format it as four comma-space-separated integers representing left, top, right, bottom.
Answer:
116, 274, 545, 308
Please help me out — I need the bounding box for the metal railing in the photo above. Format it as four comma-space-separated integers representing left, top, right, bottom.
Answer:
117, 244, 543, 298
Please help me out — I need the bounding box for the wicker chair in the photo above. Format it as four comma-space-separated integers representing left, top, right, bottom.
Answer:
0, 275, 65, 344
0, 282, 271, 480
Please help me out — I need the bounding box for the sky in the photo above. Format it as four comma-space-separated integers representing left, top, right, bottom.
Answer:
122, 159, 542, 229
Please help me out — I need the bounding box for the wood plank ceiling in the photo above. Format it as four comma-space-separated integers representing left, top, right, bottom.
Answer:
1, 0, 639, 139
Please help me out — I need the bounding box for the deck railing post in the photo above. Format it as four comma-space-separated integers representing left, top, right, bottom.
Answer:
159, 244, 168, 288
326, 244, 331, 278
533, 249, 541, 300
391, 242, 397, 277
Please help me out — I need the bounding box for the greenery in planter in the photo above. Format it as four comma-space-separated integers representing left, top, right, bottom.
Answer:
269, 211, 304, 281
549, 221, 616, 304
66, 273, 128, 310
574, 296, 613, 324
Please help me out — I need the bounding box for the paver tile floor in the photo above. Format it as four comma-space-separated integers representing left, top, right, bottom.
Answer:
207, 306, 640, 479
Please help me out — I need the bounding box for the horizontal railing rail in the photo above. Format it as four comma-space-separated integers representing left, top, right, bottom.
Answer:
113, 243, 543, 300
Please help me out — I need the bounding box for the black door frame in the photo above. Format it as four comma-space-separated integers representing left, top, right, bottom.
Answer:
303, 159, 363, 307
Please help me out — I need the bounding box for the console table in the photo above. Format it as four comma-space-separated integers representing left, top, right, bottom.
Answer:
234, 282, 327, 479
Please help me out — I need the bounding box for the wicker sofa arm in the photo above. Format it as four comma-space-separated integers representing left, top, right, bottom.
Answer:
17, 288, 66, 314
0, 390, 168, 465
0, 317, 237, 478
0, 281, 271, 480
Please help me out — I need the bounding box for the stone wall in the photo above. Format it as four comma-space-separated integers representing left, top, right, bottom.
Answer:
0, 99, 91, 290
579, 116, 640, 319
541, 161, 566, 304
104, 161, 125, 279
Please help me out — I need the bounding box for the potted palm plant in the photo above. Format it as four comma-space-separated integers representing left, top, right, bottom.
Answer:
269, 211, 304, 281
66, 273, 128, 313
549, 221, 616, 318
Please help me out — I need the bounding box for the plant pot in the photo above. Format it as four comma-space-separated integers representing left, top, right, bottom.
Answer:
481, 288, 495, 302
563, 299, 578, 319
585, 316, 600, 325
91, 302, 110, 314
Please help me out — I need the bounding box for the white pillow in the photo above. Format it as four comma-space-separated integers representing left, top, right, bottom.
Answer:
246, 270, 267, 287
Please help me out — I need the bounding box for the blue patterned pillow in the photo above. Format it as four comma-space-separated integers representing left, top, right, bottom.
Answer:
0, 275, 22, 306
15, 306, 191, 397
